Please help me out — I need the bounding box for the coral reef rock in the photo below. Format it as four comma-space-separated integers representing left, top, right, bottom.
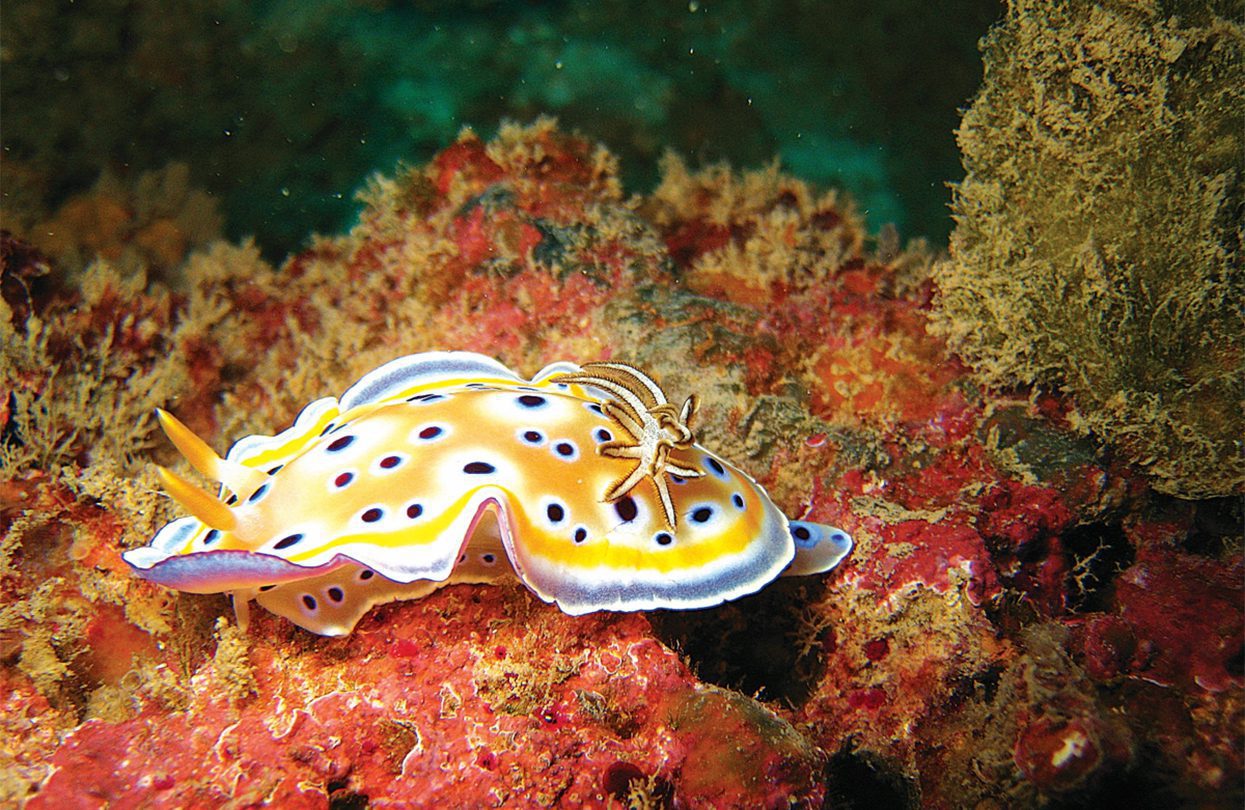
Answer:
1, 121, 1240, 807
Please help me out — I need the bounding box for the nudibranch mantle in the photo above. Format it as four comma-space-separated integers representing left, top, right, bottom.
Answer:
124, 352, 852, 636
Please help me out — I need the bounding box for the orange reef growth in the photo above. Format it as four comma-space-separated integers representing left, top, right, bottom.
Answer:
1, 120, 1240, 808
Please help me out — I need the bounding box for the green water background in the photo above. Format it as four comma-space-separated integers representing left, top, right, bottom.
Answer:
2, 0, 1000, 260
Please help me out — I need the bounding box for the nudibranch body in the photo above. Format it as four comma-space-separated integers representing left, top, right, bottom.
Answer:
124, 352, 852, 636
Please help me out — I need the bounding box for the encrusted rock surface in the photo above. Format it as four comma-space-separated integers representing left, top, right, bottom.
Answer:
2, 122, 1240, 807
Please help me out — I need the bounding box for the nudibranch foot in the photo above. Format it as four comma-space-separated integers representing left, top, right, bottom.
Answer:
124, 351, 853, 636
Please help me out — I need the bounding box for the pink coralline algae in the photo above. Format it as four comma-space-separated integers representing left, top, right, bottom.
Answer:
29, 595, 823, 809
2, 122, 1241, 808
1113, 547, 1243, 694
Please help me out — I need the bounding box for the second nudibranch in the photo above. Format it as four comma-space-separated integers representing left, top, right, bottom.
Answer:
123, 352, 852, 635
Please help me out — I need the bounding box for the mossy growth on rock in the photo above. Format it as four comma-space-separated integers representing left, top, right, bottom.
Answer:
932, 0, 1243, 498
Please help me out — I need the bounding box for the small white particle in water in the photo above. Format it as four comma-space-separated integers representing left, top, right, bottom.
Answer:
1050, 730, 1090, 768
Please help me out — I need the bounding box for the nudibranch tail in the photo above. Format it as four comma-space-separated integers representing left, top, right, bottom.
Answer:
783, 520, 854, 577
154, 465, 237, 531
